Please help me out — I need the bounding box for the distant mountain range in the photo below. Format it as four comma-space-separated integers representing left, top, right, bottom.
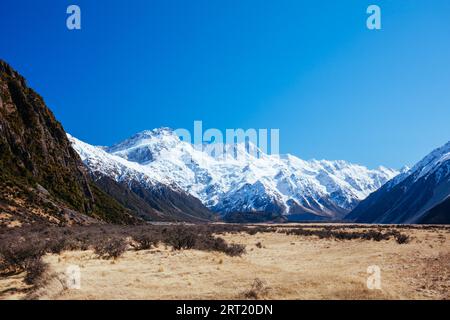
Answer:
69, 129, 397, 221
1, 60, 448, 225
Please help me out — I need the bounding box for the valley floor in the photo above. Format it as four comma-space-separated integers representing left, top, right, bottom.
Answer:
0, 225, 449, 300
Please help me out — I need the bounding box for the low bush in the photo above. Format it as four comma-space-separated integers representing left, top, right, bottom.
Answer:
224, 243, 246, 257
23, 257, 48, 285
166, 227, 197, 250
242, 278, 270, 299
281, 226, 410, 243
394, 233, 410, 244
94, 238, 128, 259
0, 240, 46, 276
132, 233, 158, 250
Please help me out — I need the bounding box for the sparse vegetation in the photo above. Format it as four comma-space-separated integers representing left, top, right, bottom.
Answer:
394, 233, 410, 244
23, 258, 48, 285
132, 233, 158, 250
279, 226, 412, 243
0, 240, 48, 289
0, 223, 448, 300
94, 238, 128, 260
242, 278, 270, 299
224, 243, 247, 257
0, 223, 248, 274
0, 223, 417, 278
166, 226, 197, 250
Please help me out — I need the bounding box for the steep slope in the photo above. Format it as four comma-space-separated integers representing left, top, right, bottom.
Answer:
0, 60, 137, 226
420, 196, 450, 224
68, 135, 216, 222
347, 141, 450, 224
71, 129, 398, 220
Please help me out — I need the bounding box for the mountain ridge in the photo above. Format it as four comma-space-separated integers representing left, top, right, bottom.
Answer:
346, 140, 450, 224
70, 129, 398, 220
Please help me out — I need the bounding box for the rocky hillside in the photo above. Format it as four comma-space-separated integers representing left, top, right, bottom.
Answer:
0, 60, 137, 226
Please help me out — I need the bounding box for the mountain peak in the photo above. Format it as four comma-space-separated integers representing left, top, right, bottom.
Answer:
107, 127, 179, 156
0, 60, 28, 91
137, 127, 175, 137
409, 140, 450, 181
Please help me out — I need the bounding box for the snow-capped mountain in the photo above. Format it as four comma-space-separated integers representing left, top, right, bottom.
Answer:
347, 141, 450, 224
69, 128, 398, 220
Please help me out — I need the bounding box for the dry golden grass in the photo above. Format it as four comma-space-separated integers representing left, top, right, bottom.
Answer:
0, 225, 448, 300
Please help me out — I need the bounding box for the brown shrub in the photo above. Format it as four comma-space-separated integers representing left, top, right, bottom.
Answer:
394, 233, 410, 244
242, 278, 270, 299
282, 226, 410, 244
166, 227, 197, 250
94, 238, 127, 259
23, 257, 48, 285
0, 240, 45, 276
225, 243, 246, 257
132, 233, 158, 250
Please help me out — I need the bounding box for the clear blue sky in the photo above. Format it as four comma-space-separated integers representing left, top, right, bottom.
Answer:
1, 0, 449, 169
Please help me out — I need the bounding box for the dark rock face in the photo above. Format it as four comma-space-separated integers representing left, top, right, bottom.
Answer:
0, 60, 136, 225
